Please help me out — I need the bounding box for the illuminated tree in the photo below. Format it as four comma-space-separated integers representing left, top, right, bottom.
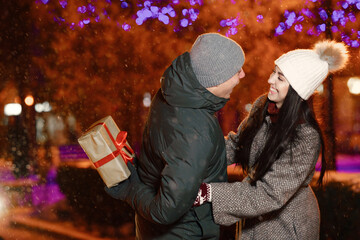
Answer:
32, 0, 200, 147
31, 0, 360, 152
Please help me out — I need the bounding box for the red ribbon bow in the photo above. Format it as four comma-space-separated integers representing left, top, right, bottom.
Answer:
90, 122, 134, 169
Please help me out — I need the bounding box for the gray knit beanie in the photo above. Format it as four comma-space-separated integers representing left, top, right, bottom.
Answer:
190, 33, 245, 88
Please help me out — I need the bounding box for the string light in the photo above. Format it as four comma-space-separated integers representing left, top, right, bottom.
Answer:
36, 0, 360, 47
37, 0, 201, 31
272, 0, 360, 47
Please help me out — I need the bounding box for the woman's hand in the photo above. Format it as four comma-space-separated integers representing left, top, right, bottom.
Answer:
193, 183, 212, 207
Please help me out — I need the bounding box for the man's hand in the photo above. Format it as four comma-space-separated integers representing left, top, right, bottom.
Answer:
104, 161, 140, 206
193, 183, 212, 207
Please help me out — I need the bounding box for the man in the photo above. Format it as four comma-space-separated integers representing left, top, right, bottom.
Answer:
105, 33, 245, 239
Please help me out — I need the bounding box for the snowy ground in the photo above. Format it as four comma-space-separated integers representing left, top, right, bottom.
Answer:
0, 159, 134, 240
1, 154, 359, 239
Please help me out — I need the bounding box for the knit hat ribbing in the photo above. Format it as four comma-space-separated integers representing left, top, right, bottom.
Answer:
190, 33, 245, 88
275, 40, 349, 100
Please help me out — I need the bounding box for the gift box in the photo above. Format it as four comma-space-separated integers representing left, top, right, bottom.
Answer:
78, 116, 135, 187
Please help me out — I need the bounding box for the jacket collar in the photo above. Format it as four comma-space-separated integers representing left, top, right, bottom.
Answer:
161, 52, 228, 114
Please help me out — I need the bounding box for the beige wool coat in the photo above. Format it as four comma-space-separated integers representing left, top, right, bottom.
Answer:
210, 95, 321, 240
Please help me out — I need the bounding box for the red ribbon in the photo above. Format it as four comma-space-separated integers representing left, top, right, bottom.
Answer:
89, 122, 134, 169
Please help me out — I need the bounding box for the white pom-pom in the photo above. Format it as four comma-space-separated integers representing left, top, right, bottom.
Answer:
314, 40, 349, 73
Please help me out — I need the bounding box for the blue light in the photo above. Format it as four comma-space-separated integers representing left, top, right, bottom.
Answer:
36, 0, 360, 49
70, 22, 75, 30
275, 22, 285, 36
180, 19, 189, 27
189, 0, 203, 6
88, 4, 95, 13
150, 6, 159, 15
316, 23, 326, 32
346, 0, 358, 4
339, 16, 348, 26
341, 33, 351, 45
54, 16, 65, 24
302, 8, 314, 18
188, 8, 199, 21
59, 0, 67, 8
285, 11, 296, 28
220, 17, 241, 36
144, 1, 151, 8
122, 23, 131, 31
121, 2, 129, 8
136, 18, 144, 25
189, 0, 196, 5
297, 15, 304, 22
351, 40, 359, 48
158, 14, 170, 24
294, 24, 303, 32
182, 9, 188, 16
332, 10, 345, 22
331, 26, 339, 32
167, 6, 176, 17
348, 12, 356, 22
228, 27, 237, 35
77, 6, 87, 14
220, 20, 227, 27
142, 8, 152, 18
318, 8, 328, 21
307, 27, 315, 36
284, 10, 290, 18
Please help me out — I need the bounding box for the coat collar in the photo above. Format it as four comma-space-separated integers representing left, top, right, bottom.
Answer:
161, 52, 228, 114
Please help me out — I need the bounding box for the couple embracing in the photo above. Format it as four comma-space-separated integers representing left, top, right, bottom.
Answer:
105, 33, 348, 240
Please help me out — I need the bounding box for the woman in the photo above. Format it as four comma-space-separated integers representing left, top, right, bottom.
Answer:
193, 40, 349, 239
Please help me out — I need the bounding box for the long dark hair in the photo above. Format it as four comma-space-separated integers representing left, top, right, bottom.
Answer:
235, 86, 326, 186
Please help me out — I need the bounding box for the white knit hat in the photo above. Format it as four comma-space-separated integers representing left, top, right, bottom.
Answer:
275, 40, 349, 100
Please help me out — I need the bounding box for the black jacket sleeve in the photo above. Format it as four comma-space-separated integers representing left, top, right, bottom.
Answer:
128, 132, 216, 225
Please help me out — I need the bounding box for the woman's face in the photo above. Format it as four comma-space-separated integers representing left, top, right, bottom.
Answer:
267, 66, 290, 108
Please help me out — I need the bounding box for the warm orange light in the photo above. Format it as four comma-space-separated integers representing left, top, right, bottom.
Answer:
24, 95, 34, 106
348, 77, 360, 95
14, 96, 21, 104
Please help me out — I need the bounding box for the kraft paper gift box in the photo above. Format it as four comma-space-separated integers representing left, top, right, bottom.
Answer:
78, 116, 135, 188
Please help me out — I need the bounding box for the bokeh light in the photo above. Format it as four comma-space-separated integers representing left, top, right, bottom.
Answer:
24, 95, 34, 106
4, 103, 22, 116
35, 0, 360, 47
348, 77, 360, 95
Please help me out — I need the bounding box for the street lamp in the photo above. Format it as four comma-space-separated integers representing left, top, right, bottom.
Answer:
24, 95, 34, 106
347, 77, 360, 95
34, 101, 52, 113
143, 92, 151, 107
4, 103, 22, 116
347, 76, 360, 153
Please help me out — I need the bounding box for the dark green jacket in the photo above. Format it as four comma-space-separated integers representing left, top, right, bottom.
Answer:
134, 52, 228, 239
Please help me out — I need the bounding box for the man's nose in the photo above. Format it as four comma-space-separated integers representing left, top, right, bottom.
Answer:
239, 69, 245, 79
